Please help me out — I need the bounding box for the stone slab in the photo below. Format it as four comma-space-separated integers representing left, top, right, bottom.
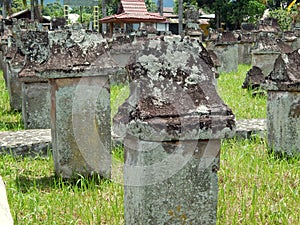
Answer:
0, 129, 51, 157
50, 76, 111, 179
0, 119, 266, 157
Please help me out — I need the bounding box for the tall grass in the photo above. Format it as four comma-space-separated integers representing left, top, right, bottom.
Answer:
0, 71, 23, 131
110, 84, 129, 121
2, 138, 300, 224
218, 137, 300, 224
1, 151, 124, 225
1, 66, 299, 224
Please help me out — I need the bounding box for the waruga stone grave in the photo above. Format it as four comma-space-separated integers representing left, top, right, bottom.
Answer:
114, 36, 236, 224
263, 49, 300, 156
19, 25, 119, 179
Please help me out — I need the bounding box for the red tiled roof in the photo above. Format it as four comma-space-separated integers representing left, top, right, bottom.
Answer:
100, 12, 166, 23
121, 0, 148, 14
99, 0, 166, 23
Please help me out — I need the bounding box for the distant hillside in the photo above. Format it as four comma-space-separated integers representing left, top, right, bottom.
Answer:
43, 0, 174, 7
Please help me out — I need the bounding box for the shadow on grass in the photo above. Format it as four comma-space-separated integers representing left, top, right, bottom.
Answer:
0, 121, 24, 131
15, 175, 56, 192
267, 148, 300, 163
15, 173, 112, 193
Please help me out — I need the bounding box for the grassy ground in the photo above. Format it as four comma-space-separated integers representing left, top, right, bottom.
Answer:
217, 64, 267, 120
218, 137, 300, 225
2, 138, 299, 224
0, 71, 23, 131
1, 66, 299, 224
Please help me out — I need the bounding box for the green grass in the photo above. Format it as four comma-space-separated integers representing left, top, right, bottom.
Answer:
217, 64, 267, 120
110, 84, 130, 121
2, 138, 300, 224
218, 137, 300, 225
1, 151, 124, 225
1, 67, 299, 224
0, 71, 23, 131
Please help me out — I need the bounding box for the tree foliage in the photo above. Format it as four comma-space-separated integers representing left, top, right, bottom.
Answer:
42, 0, 63, 17
195, 0, 266, 29
145, 0, 157, 12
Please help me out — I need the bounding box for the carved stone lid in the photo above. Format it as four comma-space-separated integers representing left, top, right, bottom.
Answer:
114, 36, 235, 141
19, 27, 119, 78
252, 32, 292, 54
263, 49, 300, 91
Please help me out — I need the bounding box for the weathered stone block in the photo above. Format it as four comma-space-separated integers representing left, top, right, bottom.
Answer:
238, 42, 252, 65
19, 28, 119, 178
208, 32, 238, 73
251, 32, 292, 77
21, 81, 51, 129
211, 43, 238, 73
242, 66, 265, 91
267, 91, 300, 155
251, 51, 280, 77
124, 138, 220, 225
263, 49, 300, 156
50, 76, 111, 178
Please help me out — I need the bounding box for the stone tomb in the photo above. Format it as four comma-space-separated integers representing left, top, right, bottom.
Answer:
21, 27, 118, 178
2, 31, 23, 111
16, 30, 51, 129
242, 66, 265, 92
251, 32, 292, 77
237, 31, 253, 65
115, 37, 235, 224
263, 49, 300, 156
208, 31, 238, 73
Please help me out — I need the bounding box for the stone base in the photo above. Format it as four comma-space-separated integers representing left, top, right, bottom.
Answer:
212, 44, 238, 73
238, 42, 252, 65
267, 91, 300, 156
6, 68, 22, 111
22, 82, 51, 129
124, 137, 220, 225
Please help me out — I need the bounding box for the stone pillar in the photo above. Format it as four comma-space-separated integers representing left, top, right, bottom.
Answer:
238, 32, 253, 65
116, 37, 235, 224
20, 78, 51, 129
21, 28, 118, 178
9, 30, 51, 129
4, 33, 23, 111
208, 31, 238, 73
263, 50, 300, 156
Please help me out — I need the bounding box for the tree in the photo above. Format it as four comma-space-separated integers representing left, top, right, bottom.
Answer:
145, 0, 157, 12
1, 0, 12, 17
42, 0, 64, 17
196, 0, 266, 30
11, 0, 27, 13
158, 0, 163, 15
